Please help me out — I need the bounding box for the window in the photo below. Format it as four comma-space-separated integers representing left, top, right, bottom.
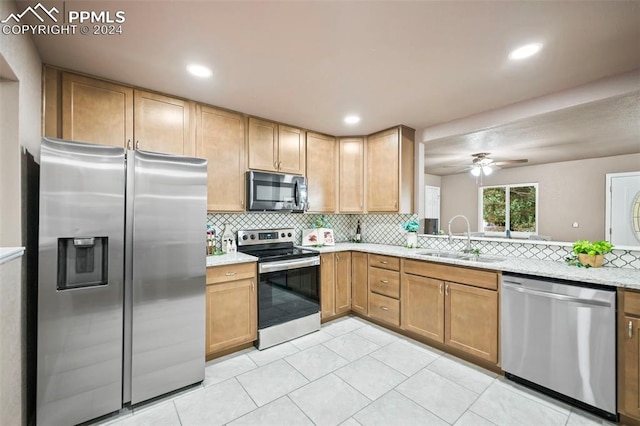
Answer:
479, 183, 538, 237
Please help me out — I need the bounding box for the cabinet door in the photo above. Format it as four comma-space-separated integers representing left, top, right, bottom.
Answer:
320, 253, 336, 319
134, 90, 193, 156
248, 117, 278, 172
306, 132, 337, 212
351, 252, 368, 315
197, 106, 246, 212
623, 316, 640, 417
335, 252, 352, 314
401, 274, 444, 342
445, 282, 498, 363
278, 125, 305, 175
61, 72, 133, 147
339, 137, 365, 213
367, 128, 399, 212
206, 278, 257, 355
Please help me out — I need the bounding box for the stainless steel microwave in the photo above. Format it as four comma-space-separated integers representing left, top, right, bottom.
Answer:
246, 171, 308, 212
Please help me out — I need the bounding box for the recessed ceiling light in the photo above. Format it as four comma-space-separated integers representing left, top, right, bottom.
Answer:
508, 43, 543, 60
344, 115, 360, 124
187, 64, 212, 78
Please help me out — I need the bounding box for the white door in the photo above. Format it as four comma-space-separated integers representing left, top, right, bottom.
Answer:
606, 172, 640, 246
425, 185, 440, 219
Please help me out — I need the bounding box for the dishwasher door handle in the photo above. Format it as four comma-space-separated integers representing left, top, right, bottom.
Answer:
502, 282, 612, 307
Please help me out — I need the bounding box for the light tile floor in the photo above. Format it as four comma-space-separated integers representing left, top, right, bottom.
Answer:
94, 316, 617, 426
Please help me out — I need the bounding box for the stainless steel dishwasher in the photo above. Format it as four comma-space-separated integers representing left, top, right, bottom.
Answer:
501, 273, 617, 421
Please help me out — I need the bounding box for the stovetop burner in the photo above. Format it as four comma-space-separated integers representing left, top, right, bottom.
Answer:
236, 228, 319, 263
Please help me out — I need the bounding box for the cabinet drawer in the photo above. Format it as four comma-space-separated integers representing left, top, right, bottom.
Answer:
625, 290, 640, 315
369, 267, 400, 299
403, 259, 498, 290
207, 262, 256, 284
369, 254, 400, 271
369, 292, 400, 327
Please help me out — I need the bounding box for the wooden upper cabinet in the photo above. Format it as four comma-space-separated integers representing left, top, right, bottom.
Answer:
196, 106, 246, 212
339, 137, 365, 213
61, 72, 133, 147
306, 132, 337, 213
133, 90, 194, 156
247, 118, 305, 175
248, 117, 277, 172
278, 125, 305, 174
366, 126, 415, 213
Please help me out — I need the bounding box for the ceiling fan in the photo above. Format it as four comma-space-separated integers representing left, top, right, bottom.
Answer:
463, 152, 528, 176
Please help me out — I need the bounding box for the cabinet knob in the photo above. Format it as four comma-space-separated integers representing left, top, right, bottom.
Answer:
445, 284, 449, 296
630, 321, 634, 339
336, 254, 340, 261
251, 281, 255, 291
380, 280, 388, 284
225, 272, 237, 276
135, 140, 140, 150
394, 201, 398, 209
127, 139, 132, 150
380, 306, 389, 311
381, 261, 388, 265
273, 161, 278, 169
439, 283, 443, 294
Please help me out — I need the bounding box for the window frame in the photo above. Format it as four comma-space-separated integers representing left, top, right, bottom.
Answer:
478, 183, 539, 238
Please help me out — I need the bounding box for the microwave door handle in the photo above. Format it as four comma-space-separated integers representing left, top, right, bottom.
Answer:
294, 181, 299, 207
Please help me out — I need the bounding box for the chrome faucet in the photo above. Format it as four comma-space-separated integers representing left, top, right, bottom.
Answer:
448, 214, 472, 253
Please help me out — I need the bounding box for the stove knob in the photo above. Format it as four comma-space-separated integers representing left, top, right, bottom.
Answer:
250, 234, 256, 240
281, 233, 286, 238
287, 232, 292, 237
242, 235, 248, 240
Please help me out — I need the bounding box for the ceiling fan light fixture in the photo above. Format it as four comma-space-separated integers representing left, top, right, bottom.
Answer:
470, 166, 481, 177
482, 165, 493, 175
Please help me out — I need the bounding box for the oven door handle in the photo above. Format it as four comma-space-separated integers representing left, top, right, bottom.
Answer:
259, 257, 320, 274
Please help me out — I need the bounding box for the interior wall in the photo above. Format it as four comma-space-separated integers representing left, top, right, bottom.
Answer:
0, 81, 20, 246
425, 173, 441, 187
440, 153, 640, 241
0, 2, 42, 425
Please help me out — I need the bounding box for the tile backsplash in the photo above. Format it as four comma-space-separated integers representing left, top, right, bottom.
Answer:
207, 212, 640, 270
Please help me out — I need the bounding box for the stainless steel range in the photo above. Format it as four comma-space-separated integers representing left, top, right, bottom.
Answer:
237, 228, 320, 350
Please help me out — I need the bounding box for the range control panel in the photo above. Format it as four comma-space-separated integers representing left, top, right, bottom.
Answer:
236, 228, 295, 246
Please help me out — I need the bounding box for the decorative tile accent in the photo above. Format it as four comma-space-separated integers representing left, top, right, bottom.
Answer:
206, 212, 640, 269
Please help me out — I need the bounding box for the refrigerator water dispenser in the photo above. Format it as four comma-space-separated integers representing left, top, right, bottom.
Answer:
57, 237, 108, 289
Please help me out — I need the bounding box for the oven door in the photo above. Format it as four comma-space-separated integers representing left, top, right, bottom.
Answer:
258, 257, 320, 330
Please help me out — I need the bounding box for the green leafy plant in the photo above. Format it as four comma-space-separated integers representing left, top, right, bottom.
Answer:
402, 220, 419, 232
572, 240, 613, 256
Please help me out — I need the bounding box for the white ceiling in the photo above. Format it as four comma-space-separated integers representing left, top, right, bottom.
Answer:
19, 0, 640, 170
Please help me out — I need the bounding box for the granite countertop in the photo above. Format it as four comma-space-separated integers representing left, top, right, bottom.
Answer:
206, 252, 258, 267
304, 243, 640, 289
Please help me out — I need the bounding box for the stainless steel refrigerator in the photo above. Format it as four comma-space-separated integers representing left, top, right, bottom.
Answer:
36, 137, 207, 425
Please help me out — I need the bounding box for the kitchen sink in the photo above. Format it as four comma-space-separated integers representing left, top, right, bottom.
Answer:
415, 250, 504, 263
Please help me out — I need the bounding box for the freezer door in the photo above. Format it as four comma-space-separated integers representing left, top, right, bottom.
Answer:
128, 150, 207, 404
37, 138, 125, 425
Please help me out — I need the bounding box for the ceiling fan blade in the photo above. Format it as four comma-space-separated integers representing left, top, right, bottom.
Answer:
493, 159, 528, 166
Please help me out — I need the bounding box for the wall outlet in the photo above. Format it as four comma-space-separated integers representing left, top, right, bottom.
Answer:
572, 222, 579, 228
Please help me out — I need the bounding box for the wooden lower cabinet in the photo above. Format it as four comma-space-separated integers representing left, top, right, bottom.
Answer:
401, 259, 499, 364
401, 274, 444, 343
369, 292, 400, 327
445, 282, 498, 363
620, 289, 640, 423
351, 252, 368, 315
320, 252, 352, 320
205, 263, 257, 356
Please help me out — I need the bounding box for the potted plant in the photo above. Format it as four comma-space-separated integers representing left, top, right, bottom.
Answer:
571, 240, 613, 268
402, 220, 420, 248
